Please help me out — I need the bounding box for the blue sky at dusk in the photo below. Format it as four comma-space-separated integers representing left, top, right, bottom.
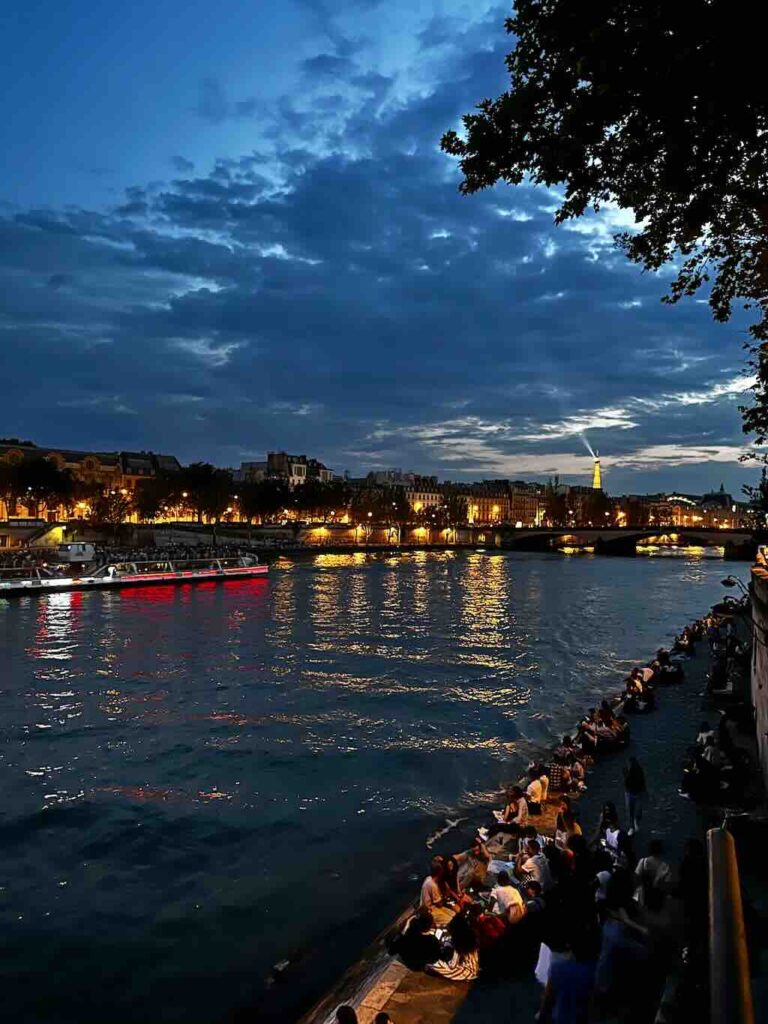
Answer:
0, 0, 757, 494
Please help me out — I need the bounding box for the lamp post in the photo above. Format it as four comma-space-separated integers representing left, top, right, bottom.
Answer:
721, 575, 750, 597
720, 575, 768, 653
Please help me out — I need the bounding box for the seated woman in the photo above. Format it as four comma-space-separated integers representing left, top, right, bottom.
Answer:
553, 735, 577, 766
593, 717, 619, 748
495, 786, 528, 835
555, 796, 582, 847
419, 857, 454, 926
597, 700, 619, 731
390, 908, 443, 971
440, 855, 472, 908
696, 720, 715, 747
576, 717, 598, 756
624, 667, 644, 697
672, 631, 692, 654
568, 757, 587, 791
623, 675, 655, 714
525, 767, 547, 815
427, 910, 480, 981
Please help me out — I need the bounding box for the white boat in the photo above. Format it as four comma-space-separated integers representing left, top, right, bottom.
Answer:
0, 556, 268, 597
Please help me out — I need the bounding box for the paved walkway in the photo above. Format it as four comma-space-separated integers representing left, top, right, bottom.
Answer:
322, 639, 714, 1024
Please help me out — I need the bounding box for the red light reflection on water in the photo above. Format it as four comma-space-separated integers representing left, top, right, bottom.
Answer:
116, 578, 269, 605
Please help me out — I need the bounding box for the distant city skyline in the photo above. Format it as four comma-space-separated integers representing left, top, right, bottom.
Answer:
0, 435, 752, 501
0, 1, 759, 496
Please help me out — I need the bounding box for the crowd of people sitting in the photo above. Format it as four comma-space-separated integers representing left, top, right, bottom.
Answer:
680, 603, 752, 801
388, 794, 705, 1022
0, 542, 262, 572
376, 614, 722, 1023
86, 542, 261, 567
0, 549, 49, 569
706, 607, 751, 692
679, 713, 751, 804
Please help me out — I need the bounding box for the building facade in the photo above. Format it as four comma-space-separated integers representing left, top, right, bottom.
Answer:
266, 452, 333, 487
509, 481, 544, 526
406, 476, 442, 513
0, 441, 179, 521
444, 481, 511, 525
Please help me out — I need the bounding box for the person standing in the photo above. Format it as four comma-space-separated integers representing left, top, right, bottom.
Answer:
623, 757, 646, 836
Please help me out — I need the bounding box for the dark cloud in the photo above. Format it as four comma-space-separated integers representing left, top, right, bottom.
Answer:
301, 53, 357, 78
171, 155, 195, 173
194, 78, 259, 124
46, 273, 75, 290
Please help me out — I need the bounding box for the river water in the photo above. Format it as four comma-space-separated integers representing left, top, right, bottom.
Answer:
0, 550, 744, 1022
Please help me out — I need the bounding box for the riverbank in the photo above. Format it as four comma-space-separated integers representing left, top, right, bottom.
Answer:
295, 614, 735, 1024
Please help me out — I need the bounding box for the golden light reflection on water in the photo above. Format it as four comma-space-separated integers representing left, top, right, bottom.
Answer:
458, 553, 509, 649
309, 563, 343, 634
6, 551, 738, 828
267, 571, 297, 648
636, 544, 725, 558
381, 563, 403, 638
312, 552, 370, 569
346, 568, 373, 633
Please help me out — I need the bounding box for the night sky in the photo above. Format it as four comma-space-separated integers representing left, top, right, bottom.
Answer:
0, 1, 757, 494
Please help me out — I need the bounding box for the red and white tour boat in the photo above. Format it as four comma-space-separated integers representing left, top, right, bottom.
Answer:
0, 556, 268, 597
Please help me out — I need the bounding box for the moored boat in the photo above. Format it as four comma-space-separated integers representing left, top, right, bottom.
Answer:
0, 556, 268, 597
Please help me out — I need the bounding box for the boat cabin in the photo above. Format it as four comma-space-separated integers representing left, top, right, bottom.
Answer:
57, 542, 96, 563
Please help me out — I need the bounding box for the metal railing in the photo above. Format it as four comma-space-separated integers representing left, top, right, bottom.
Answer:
92, 557, 255, 576
708, 827, 755, 1024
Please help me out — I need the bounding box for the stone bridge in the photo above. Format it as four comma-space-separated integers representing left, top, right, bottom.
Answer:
495, 526, 761, 558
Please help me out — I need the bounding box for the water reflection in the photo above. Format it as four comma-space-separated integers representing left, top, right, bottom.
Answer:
458, 553, 508, 649
30, 591, 82, 663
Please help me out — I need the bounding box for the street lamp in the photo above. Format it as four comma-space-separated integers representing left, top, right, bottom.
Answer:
721, 576, 749, 597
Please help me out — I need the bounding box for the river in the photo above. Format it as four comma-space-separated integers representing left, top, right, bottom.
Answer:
0, 549, 744, 1022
